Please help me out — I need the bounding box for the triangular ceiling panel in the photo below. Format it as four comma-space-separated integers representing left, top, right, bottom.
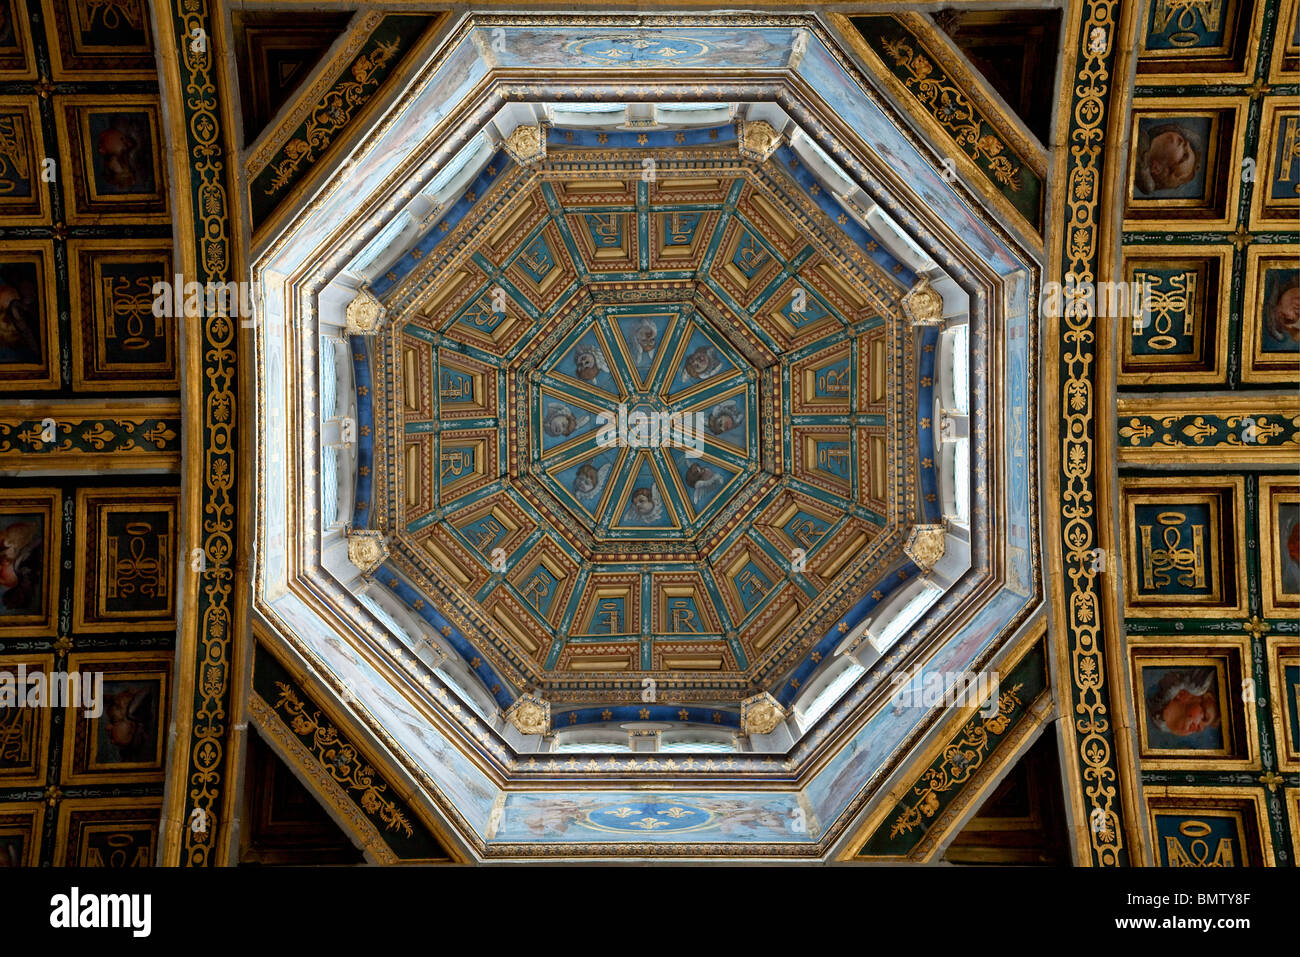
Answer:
232, 11, 353, 146
931, 8, 1062, 143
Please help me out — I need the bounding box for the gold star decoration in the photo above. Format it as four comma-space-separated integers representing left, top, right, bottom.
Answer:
569, 712, 578, 724
601, 708, 613, 720
837, 621, 848, 633
679, 709, 689, 720
469, 657, 481, 669
441, 625, 452, 637
811, 651, 821, 663
639, 707, 650, 719
789, 678, 800, 689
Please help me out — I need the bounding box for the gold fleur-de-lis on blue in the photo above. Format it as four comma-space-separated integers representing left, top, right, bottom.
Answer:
610, 806, 636, 818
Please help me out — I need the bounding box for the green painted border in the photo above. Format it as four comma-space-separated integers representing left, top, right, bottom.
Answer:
248, 15, 432, 227
856, 639, 1048, 858
850, 15, 1044, 230
252, 642, 451, 861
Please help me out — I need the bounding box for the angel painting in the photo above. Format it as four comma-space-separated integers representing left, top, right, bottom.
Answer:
96, 680, 158, 764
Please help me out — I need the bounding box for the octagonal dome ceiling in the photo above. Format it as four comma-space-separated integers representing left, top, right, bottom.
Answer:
369, 130, 921, 710
253, 14, 1041, 861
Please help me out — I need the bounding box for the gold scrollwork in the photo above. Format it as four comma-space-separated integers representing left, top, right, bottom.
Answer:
263, 38, 403, 195
1059, 0, 1125, 868
273, 682, 414, 837
878, 34, 1022, 190
888, 683, 1025, 838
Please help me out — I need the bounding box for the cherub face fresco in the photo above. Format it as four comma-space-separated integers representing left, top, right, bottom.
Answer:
707, 403, 738, 435
1265, 276, 1300, 345
573, 345, 600, 382
685, 463, 714, 488
630, 487, 655, 517
635, 321, 657, 355
543, 405, 577, 437
1135, 123, 1200, 195
1147, 667, 1221, 738
683, 345, 720, 380
573, 463, 599, 495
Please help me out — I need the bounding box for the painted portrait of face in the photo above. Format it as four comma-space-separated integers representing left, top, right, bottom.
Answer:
573, 345, 601, 382
95, 679, 159, 765
1280, 503, 1300, 596
0, 266, 41, 365
1134, 120, 1205, 198
683, 345, 721, 381
0, 514, 43, 616
630, 486, 656, 517
707, 402, 740, 435
543, 404, 578, 437
1144, 665, 1225, 750
87, 112, 156, 195
1263, 272, 1300, 350
634, 320, 657, 359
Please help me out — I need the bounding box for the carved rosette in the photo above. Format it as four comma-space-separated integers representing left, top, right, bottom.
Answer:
506, 692, 550, 736
504, 123, 546, 166
901, 276, 944, 326
344, 288, 387, 336
904, 524, 947, 570
347, 529, 389, 577
739, 120, 783, 163
740, 691, 786, 736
